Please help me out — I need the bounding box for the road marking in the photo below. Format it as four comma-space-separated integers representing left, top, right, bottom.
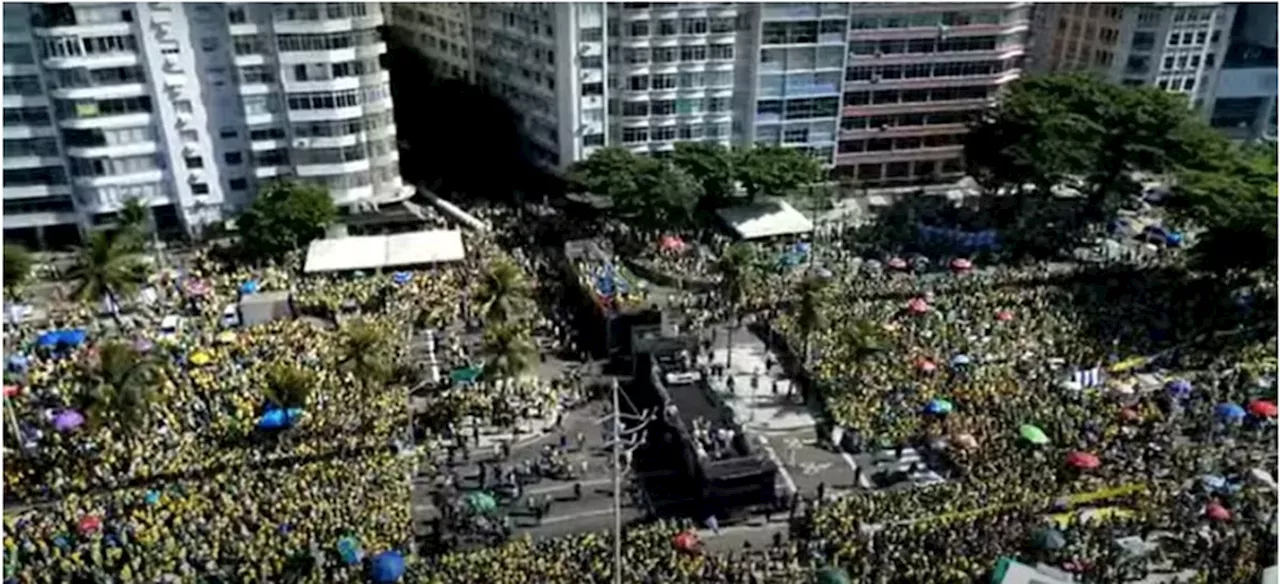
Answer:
538, 507, 615, 526
798, 461, 832, 476
756, 436, 798, 496
840, 451, 860, 476
522, 477, 612, 496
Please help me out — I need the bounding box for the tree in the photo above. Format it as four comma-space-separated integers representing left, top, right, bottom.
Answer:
117, 198, 150, 248
634, 164, 704, 229
716, 243, 760, 370
338, 319, 394, 390
733, 145, 824, 200
476, 257, 534, 325
795, 276, 827, 369
237, 181, 336, 260
77, 342, 161, 438
4, 244, 33, 292
1168, 141, 1278, 275
672, 142, 738, 209
264, 362, 315, 409
67, 231, 147, 326
567, 146, 654, 201
481, 323, 538, 383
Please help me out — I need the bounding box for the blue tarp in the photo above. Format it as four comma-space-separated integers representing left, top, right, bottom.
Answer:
240, 280, 260, 294
337, 536, 363, 565
257, 407, 304, 430
37, 329, 87, 348
1167, 379, 1193, 398
370, 551, 405, 583
392, 272, 412, 285
916, 224, 1001, 251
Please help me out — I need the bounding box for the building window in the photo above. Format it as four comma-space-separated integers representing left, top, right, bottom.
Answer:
228, 6, 247, 23
583, 133, 604, 147
219, 127, 237, 139
224, 152, 243, 165
228, 178, 248, 191
191, 182, 210, 195
184, 156, 204, 169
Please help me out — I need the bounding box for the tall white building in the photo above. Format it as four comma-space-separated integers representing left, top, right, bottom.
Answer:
1203, 2, 1276, 142
3, 2, 405, 249
386, 2, 1030, 187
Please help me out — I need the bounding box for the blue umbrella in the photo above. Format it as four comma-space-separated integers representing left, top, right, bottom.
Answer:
951, 354, 971, 367
60, 329, 86, 346
36, 332, 61, 348
144, 490, 160, 505
925, 398, 954, 415
1202, 474, 1226, 491
1165, 232, 1184, 247
337, 536, 363, 565
257, 407, 304, 430
1215, 402, 1246, 421
370, 551, 405, 583
8, 353, 29, 372
794, 242, 811, 255
240, 280, 259, 294
1166, 379, 1192, 398
392, 272, 412, 285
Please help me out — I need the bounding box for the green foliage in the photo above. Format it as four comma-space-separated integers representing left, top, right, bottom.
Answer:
672, 142, 738, 208
78, 342, 161, 434
633, 164, 704, 228
237, 181, 336, 259
796, 275, 828, 366
264, 362, 315, 409
734, 145, 824, 200
477, 257, 534, 325
717, 243, 760, 310
67, 231, 147, 312
1169, 141, 1278, 274
339, 318, 394, 388
481, 323, 537, 380
4, 244, 34, 291
567, 146, 654, 201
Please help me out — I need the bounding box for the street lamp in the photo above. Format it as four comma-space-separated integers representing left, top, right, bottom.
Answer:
606, 377, 654, 584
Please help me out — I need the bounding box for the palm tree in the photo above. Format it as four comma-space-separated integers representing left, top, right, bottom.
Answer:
717, 243, 759, 370
67, 231, 147, 327
264, 362, 314, 409
77, 342, 161, 440
338, 318, 394, 390
481, 323, 538, 384
842, 319, 887, 361
795, 275, 828, 369
476, 257, 533, 325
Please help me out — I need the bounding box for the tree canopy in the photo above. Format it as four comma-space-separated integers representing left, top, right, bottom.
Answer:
4, 244, 33, 292
734, 145, 824, 200
1168, 141, 1277, 274
237, 181, 336, 260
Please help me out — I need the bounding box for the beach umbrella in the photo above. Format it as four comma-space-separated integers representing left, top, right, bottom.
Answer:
1019, 424, 1049, 445
887, 257, 908, 270
950, 258, 973, 272
189, 351, 212, 366
1247, 399, 1277, 418
1215, 402, 1246, 421
906, 298, 929, 314
77, 515, 102, 535
672, 531, 699, 553
3, 384, 19, 398
184, 279, 211, 297
951, 354, 971, 367
216, 331, 237, 344
995, 310, 1014, 322
659, 235, 685, 251
1205, 502, 1231, 522
257, 408, 304, 430
239, 280, 259, 294
392, 271, 412, 285
816, 567, 850, 584
337, 536, 363, 565
450, 366, 482, 384
917, 359, 937, 373
144, 490, 161, 505
1202, 475, 1227, 491
864, 259, 882, 271
369, 551, 405, 583
465, 491, 497, 513
1166, 379, 1192, 398
1165, 232, 1184, 247
925, 398, 953, 415
1032, 527, 1066, 550
1066, 451, 1101, 470
53, 410, 85, 432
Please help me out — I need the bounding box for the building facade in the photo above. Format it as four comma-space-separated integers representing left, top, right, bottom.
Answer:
1027, 3, 1236, 107
1202, 2, 1276, 142
3, 2, 406, 249
385, 2, 1031, 187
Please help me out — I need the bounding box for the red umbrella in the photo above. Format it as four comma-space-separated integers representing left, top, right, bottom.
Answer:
1247, 399, 1277, 418
996, 310, 1014, 322
1205, 502, 1231, 521
907, 298, 929, 314
3, 384, 19, 398
887, 257, 908, 270
659, 235, 685, 252
77, 515, 102, 535
1066, 451, 1101, 470
917, 359, 937, 373
950, 258, 973, 271
673, 531, 699, 553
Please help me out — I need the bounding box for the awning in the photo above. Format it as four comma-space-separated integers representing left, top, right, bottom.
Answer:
303, 230, 467, 273
716, 200, 813, 240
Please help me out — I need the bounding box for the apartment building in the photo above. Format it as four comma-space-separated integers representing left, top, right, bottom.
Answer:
1027, 3, 1236, 105
2, 2, 406, 250
1202, 2, 1276, 142
386, 2, 1031, 188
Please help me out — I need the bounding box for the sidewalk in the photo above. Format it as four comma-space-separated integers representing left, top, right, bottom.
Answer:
705, 324, 818, 433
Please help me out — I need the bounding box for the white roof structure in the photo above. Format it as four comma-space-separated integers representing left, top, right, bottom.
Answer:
716, 200, 813, 240
304, 230, 466, 273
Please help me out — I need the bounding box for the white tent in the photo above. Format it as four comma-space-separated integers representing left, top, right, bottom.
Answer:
303, 230, 466, 273
716, 200, 813, 240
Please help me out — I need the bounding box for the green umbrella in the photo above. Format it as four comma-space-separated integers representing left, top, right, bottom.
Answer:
1019, 424, 1049, 445
816, 567, 850, 584
465, 491, 497, 513
990, 557, 1017, 583
450, 366, 482, 384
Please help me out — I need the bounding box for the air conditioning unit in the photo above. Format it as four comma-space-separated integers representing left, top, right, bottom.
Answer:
294, 139, 310, 148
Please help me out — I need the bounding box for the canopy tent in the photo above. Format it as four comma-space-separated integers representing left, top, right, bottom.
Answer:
303, 230, 466, 273
716, 200, 813, 240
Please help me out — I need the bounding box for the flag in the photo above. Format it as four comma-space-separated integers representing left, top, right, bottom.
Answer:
1072, 367, 1102, 388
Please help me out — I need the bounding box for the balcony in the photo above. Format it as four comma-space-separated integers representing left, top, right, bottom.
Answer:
834, 144, 963, 166
844, 69, 1020, 91
72, 168, 164, 189
839, 122, 968, 140
3, 183, 72, 200
846, 46, 1026, 67
2, 155, 63, 170
842, 98, 992, 117
58, 112, 154, 131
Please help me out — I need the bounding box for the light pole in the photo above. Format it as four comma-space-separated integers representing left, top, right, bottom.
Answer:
606, 377, 653, 584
